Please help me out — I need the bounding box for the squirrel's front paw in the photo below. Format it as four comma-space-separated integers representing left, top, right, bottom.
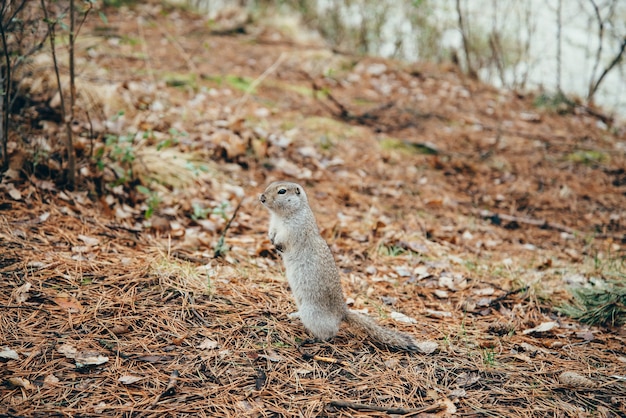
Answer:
287, 311, 301, 320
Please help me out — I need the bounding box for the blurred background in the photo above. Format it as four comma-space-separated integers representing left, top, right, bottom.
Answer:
174, 0, 626, 119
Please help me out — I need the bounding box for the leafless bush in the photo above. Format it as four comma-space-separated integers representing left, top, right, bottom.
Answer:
1, 1, 92, 187
0, 1, 49, 171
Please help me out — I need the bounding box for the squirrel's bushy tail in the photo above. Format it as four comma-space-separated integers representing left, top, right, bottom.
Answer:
345, 310, 418, 352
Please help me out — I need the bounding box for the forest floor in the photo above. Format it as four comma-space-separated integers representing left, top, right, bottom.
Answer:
1, 2, 625, 417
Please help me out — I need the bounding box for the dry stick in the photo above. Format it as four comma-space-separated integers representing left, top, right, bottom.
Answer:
145, 370, 180, 411
588, 36, 626, 101
40, 0, 76, 189
69, 0, 75, 121
0, 1, 29, 170
233, 52, 287, 116
301, 352, 350, 367
214, 198, 244, 258
587, 0, 604, 100
302, 70, 350, 118
329, 399, 443, 415
302, 70, 404, 126
477, 209, 625, 241
154, 22, 200, 75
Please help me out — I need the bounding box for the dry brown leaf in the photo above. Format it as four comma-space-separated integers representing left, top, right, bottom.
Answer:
52, 293, 83, 313
522, 321, 558, 335
8, 377, 34, 390
258, 349, 283, 362
43, 374, 60, 387
118, 375, 144, 385
558, 371, 596, 388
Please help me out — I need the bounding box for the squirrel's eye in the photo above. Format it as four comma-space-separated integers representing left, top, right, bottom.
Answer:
277, 189, 287, 195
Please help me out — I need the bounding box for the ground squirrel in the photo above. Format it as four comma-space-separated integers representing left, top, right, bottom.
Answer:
259, 181, 419, 351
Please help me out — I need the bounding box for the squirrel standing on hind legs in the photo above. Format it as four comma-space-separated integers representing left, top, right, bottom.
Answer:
259, 181, 421, 352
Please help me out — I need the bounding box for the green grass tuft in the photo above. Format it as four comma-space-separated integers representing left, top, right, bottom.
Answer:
558, 280, 626, 327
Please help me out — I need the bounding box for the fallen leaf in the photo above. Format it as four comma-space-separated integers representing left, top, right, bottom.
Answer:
44, 374, 60, 387
94, 402, 108, 414
384, 358, 399, 368
57, 343, 78, 358
448, 388, 467, 399
456, 371, 480, 387
111, 324, 130, 335
0, 346, 19, 360
512, 353, 533, 363
14, 282, 32, 303
78, 234, 100, 246
390, 311, 417, 324
473, 287, 495, 296
424, 309, 452, 319
575, 330, 595, 341
8, 377, 34, 390
258, 349, 283, 362
7, 184, 22, 200
559, 371, 596, 388
197, 338, 219, 350
118, 375, 144, 385
74, 352, 109, 368
52, 292, 83, 313
415, 340, 438, 354
522, 321, 558, 335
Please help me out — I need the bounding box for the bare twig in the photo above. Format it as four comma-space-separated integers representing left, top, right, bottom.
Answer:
588, 36, 626, 101
477, 209, 625, 241
155, 21, 200, 74
329, 399, 443, 415
302, 352, 350, 367
147, 369, 180, 409
0, 1, 29, 170
233, 52, 287, 116
214, 198, 244, 258
455, 0, 477, 78
587, 0, 604, 100
40, 0, 76, 189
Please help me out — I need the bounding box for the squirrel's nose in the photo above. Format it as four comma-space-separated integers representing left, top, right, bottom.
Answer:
259, 194, 266, 203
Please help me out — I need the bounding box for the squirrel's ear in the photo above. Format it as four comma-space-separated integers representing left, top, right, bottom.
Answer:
295, 187, 300, 195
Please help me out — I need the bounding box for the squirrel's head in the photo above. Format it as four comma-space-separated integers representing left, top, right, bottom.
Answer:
259, 181, 308, 215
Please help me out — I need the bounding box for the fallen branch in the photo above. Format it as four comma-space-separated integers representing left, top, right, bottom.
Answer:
234, 52, 287, 116
302, 352, 350, 367
477, 209, 625, 241
329, 399, 443, 415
